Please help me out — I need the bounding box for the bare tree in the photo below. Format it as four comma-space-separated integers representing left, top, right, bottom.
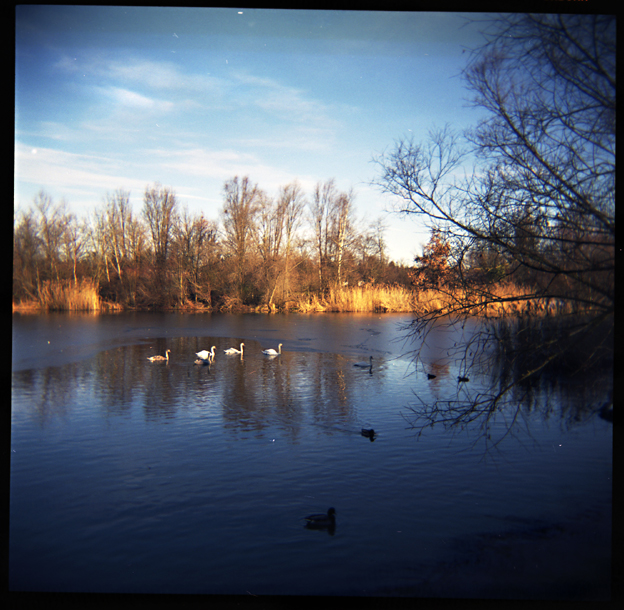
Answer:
221, 176, 262, 301
173, 207, 218, 305
32, 191, 68, 282
142, 183, 178, 307
374, 14, 614, 322
373, 13, 614, 435
255, 181, 306, 307
330, 189, 356, 288
277, 181, 306, 300
61, 213, 89, 285
103, 190, 133, 282
13, 207, 42, 300
309, 179, 336, 292
143, 183, 178, 269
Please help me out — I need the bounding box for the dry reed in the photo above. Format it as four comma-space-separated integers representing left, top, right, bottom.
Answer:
36, 279, 102, 311
293, 284, 416, 313
290, 282, 576, 317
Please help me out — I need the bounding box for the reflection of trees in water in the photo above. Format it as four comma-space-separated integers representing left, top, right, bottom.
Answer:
405, 317, 613, 452
12, 365, 81, 427
221, 352, 366, 439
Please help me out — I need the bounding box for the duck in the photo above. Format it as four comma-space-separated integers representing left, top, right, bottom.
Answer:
147, 349, 171, 362
224, 343, 244, 355
361, 428, 376, 441
304, 507, 336, 530
262, 343, 282, 356
427, 373, 437, 379
354, 356, 373, 370
458, 376, 470, 383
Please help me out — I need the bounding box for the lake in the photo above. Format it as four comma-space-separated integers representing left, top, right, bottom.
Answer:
10, 312, 613, 599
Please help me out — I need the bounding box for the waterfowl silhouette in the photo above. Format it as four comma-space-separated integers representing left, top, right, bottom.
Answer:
147, 349, 171, 362
427, 373, 437, 379
354, 356, 373, 371
458, 376, 470, 383
304, 508, 336, 532
361, 428, 376, 441
262, 343, 282, 356
224, 343, 244, 355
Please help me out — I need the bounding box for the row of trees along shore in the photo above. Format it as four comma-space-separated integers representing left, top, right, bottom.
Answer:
14, 14, 613, 325
13, 178, 417, 313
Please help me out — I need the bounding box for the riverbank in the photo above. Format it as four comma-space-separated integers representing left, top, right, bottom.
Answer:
13, 282, 577, 318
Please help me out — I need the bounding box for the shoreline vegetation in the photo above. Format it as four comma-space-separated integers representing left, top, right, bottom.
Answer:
11, 279, 576, 317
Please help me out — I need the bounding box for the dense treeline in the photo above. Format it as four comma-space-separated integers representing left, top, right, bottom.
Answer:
13, 178, 414, 312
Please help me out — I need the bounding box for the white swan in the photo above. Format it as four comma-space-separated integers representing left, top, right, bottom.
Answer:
224, 343, 244, 355
148, 349, 171, 362
262, 343, 282, 356
354, 356, 373, 369
196, 346, 216, 362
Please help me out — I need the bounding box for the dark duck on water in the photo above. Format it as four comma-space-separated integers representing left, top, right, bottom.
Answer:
304, 508, 336, 533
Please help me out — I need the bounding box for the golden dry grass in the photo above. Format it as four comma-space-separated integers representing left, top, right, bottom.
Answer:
34, 279, 102, 311
289, 282, 575, 317
292, 284, 416, 313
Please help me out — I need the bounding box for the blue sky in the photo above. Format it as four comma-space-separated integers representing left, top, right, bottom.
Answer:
15, 6, 487, 263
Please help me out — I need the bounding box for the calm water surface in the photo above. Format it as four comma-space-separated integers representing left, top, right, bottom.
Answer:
10, 312, 612, 598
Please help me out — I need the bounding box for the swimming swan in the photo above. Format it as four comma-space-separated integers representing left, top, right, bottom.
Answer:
196, 346, 216, 361
304, 507, 336, 529
147, 349, 171, 362
262, 343, 282, 356
354, 356, 373, 369
224, 343, 244, 355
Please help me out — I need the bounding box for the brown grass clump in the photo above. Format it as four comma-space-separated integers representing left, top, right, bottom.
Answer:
288, 282, 578, 317
414, 283, 577, 318
35, 279, 102, 311
292, 284, 416, 313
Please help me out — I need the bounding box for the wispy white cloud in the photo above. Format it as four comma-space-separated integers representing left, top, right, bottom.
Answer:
149, 146, 298, 189
102, 86, 171, 110
14, 142, 146, 199
233, 71, 342, 129
106, 59, 229, 95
